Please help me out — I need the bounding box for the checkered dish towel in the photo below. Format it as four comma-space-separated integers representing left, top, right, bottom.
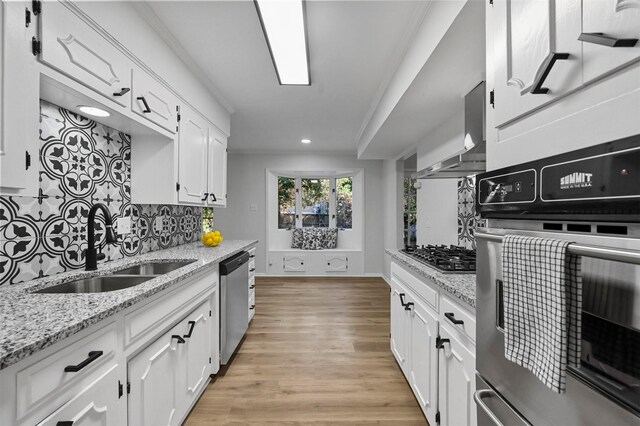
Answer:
502, 235, 582, 393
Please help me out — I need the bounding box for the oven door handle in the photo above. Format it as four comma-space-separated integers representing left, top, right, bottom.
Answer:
474, 389, 532, 426
476, 231, 640, 266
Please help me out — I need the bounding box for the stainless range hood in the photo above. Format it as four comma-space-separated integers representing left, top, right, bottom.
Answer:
414, 81, 486, 179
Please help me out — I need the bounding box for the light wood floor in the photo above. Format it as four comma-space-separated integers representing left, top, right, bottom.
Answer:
184, 277, 428, 425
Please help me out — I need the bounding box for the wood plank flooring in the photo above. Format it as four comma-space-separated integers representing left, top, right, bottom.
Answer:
184, 277, 427, 425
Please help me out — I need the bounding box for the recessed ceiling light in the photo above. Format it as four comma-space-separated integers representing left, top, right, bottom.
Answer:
78, 105, 111, 118
255, 0, 310, 86
301, 139, 311, 144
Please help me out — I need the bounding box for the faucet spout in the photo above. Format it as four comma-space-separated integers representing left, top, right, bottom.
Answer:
86, 203, 117, 271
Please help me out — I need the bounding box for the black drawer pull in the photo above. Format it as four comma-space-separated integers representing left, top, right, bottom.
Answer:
579, 32, 638, 48
399, 292, 408, 307
530, 52, 570, 94
249, 255, 256, 258
250, 285, 256, 289
137, 96, 152, 113
404, 302, 414, 311
250, 268, 256, 272
436, 337, 450, 349
250, 304, 255, 310
172, 335, 186, 344
183, 320, 196, 338
57, 422, 74, 426
64, 351, 103, 372
445, 312, 464, 325
113, 87, 130, 97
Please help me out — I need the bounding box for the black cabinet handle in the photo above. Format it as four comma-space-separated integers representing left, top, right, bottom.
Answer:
209, 193, 217, 202
250, 285, 256, 289
530, 52, 570, 94
399, 292, 408, 307
113, 87, 130, 97
404, 302, 414, 311
137, 96, 151, 113
57, 422, 74, 426
201, 192, 209, 201
436, 337, 450, 350
249, 255, 255, 258
250, 304, 255, 310
183, 320, 196, 338
64, 351, 103, 372
172, 335, 186, 344
579, 32, 638, 48
250, 268, 256, 272
445, 312, 464, 325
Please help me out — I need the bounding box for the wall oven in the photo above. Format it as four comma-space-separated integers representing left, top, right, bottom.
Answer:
475, 136, 640, 425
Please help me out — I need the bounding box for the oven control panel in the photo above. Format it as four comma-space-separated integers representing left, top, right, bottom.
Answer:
478, 170, 536, 205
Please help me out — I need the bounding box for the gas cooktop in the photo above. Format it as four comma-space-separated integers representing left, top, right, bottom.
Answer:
401, 245, 476, 274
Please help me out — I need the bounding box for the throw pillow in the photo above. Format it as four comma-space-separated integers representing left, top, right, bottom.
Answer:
302, 228, 324, 250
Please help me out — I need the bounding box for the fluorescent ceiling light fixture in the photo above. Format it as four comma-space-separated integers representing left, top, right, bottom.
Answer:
78, 105, 111, 118
301, 138, 311, 144
255, 0, 310, 85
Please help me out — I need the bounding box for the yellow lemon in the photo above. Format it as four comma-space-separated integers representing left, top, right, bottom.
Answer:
212, 235, 222, 244
213, 230, 221, 237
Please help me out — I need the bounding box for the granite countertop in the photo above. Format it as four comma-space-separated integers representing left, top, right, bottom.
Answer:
385, 249, 476, 308
0, 240, 257, 370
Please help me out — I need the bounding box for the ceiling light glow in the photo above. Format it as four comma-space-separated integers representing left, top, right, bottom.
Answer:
301, 139, 311, 144
78, 105, 111, 118
255, 0, 310, 86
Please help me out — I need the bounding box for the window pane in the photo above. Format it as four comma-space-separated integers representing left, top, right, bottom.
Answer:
202, 207, 214, 232
336, 176, 353, 229
278, 176, 296, 229
301, 178, 329, 227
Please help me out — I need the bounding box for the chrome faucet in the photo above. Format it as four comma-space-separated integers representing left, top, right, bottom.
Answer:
86, 203, 118, 271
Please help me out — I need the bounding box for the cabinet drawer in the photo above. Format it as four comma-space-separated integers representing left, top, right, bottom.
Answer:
249, 292, 256, 321
40, 2, 132, 107
249, 275, 255, 290
391, 262, 438, 313
125, 267, 216, 348
17, 323, 118, 419
131, 68, 178, 132
441, 295, 476, 343
248, 259, 256, 275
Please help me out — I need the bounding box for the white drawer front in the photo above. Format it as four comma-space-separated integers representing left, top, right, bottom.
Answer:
17, 323, 118, 419
248, 259, 256, 276
441, 295, 476, 343
249, 292, 256, 321
391, 262, 438, 313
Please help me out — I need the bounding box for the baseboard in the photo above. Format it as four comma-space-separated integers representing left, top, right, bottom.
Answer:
260, 274, 386, 279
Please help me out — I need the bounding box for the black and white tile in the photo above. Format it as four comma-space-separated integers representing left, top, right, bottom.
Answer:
0, 101, 202, 286
457, 176, 485, 250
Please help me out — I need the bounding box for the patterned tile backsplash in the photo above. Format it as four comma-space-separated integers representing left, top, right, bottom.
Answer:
0, 101, 202, 286
457, 176, 485, 250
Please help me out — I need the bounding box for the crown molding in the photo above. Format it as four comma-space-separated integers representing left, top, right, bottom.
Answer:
130, 1, 235, 114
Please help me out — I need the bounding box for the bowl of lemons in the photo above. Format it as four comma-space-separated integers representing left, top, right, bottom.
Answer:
202, 230, 223, 247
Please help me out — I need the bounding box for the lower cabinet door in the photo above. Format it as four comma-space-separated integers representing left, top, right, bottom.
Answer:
37, 364, 125, 426
128, 323, 183, 426
438, 325, 477, 426
408, 298, 439, 423
182, 301, 212, 408
390, 286, 408, 373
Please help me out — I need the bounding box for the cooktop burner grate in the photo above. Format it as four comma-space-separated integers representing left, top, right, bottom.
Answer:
401, 245, 476, 274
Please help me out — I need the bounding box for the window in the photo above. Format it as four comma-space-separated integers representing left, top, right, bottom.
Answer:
202, 207, 214, 232
278, 176, 296, 229
404, 177, 417, 246
277, 175, 353, 230
336, 177, 352, 229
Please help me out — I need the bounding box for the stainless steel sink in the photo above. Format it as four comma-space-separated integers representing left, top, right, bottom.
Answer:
112, 261, 195, 275
34, 275, 155, 294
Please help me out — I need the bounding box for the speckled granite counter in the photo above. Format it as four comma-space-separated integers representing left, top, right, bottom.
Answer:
0, 240, 257, 370
386, 249, 476, 308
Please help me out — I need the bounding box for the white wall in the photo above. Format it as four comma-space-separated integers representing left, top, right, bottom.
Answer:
382, 158, 404, 280
416, 108, 463, 246
214, 153, 384, 275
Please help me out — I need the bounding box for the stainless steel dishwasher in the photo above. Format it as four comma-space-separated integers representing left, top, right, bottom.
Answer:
219, 251, 250, 365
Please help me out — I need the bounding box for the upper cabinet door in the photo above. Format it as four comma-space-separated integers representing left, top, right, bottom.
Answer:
131, 68, 179, 133
39, 2, 131, 107
582, 0, 640, 84
207, 129, 227, 207
493, 0, 582, 127
178, 107, 208, 205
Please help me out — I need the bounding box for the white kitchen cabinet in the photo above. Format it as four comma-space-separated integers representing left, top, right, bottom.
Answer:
325, 254, 349, 272
207, 128, 228, 207
390, 286, 408, 373
438, 324, 477, 426
407, 295, 438, 423
39, 1, 132, 108
582, 0, 640, 84
0, 1, 40, 196
182, 301, 212, 408
283, 255, 306, 272
131, 68, 179, 133
178, 106, 209, 205
492, 0, 582, 127
37, 364, 125, 426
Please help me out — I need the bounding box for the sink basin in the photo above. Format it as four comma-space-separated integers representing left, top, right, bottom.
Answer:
112, 261, 195, 276
34, 275, 155, 294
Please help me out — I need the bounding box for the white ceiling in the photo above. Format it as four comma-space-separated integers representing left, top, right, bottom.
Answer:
146, 0, 427, 153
